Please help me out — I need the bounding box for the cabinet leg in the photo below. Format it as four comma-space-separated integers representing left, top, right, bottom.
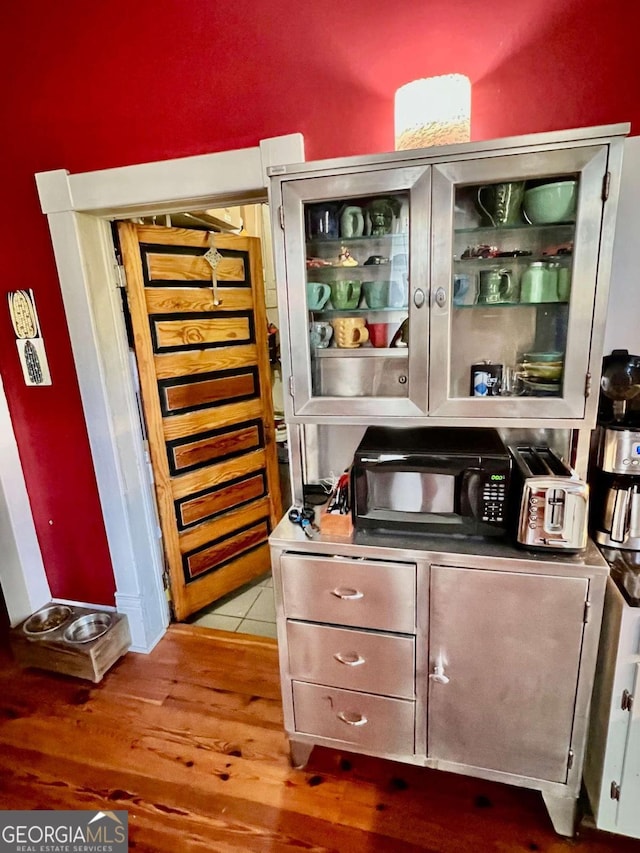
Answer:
289, 739, 314, 769
541, 792, 579, 837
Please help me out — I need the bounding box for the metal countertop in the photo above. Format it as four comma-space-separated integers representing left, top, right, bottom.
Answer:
270, 510, 609, 576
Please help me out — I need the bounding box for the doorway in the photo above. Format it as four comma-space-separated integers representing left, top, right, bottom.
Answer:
115, 205, 287, 623
34, 134, 304, 651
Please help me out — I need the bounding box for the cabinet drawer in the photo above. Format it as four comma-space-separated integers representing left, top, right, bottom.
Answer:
280, 554, 416, 633
292, 681, 415, 754
287, 620, 415, 698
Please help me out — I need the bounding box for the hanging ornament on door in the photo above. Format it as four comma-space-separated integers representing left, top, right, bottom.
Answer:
204, 236, 223, 306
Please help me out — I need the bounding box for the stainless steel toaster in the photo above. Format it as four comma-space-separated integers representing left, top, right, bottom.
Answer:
508, 445, 589, 552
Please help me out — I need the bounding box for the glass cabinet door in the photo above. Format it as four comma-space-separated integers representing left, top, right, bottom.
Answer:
281, 166, 430, 417
429, 145, 609, 420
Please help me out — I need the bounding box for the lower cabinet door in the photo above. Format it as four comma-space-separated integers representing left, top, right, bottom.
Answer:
287, 620, 415, 698
617, 662, 640, 837
428, 565, 588, 782
292, 681, 415, 754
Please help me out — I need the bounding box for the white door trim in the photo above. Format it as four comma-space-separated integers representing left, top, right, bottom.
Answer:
33, 134, 304, 652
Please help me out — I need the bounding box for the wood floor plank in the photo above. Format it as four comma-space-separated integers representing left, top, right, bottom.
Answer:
1, 625, 638, 852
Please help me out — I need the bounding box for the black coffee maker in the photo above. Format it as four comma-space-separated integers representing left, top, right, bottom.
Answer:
592, 350, 640, 550
597, 349, 640, 426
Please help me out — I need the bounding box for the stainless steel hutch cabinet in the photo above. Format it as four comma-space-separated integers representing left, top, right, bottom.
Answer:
268, 124, 627, 427
266, 125, 629, 838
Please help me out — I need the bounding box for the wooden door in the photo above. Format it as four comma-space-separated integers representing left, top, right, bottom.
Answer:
118, 223, 282, 621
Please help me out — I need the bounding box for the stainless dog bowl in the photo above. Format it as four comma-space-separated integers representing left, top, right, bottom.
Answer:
23, 604, 73, 636
63, 612, 113, 644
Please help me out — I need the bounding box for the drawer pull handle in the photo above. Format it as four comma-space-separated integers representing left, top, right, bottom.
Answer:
337, 710, 368, 727
334, 652, 365, 667
429, 664, 450, 685
331, 587, 364, 600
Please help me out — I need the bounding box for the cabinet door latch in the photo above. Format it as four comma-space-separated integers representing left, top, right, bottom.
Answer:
288, 375, 295, 398
610, 781, 621, 801
622, 689, 634, 711
602, 171, 611, 202
584, 372, 592, 399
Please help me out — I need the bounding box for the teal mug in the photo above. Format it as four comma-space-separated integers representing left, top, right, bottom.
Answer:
329, 280, 361, 310
306, 281, 331, 310
362, 280, 390, 309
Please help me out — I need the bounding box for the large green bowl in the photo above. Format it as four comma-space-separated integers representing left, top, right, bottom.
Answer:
523, 181, 577, 224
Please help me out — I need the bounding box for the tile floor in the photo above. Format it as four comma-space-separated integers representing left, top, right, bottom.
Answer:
189, 572, 277, 639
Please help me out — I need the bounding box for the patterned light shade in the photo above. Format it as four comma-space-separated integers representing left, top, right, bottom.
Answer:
395, 75, 471, 150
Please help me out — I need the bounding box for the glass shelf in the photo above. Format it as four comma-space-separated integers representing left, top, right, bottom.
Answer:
313, 346, 407, 358
306, 264, 401, 272
307, 233, 408, 244
309, 307, 407, 316
455, 300, 569, 309
455, 222, 575, 236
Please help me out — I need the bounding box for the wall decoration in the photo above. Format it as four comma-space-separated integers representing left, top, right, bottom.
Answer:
7, 289, 52, 385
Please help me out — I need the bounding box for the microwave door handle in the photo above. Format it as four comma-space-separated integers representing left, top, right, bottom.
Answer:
459, 469, 480, 517
611, 487, 631, 543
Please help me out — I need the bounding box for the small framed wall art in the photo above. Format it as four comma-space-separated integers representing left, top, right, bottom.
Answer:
8, 289, 52, 386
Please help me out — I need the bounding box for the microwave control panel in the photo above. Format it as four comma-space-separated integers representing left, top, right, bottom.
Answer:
480, 474, 508, 524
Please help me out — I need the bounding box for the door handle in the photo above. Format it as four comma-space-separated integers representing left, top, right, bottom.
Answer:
434, 287, 447, 308
334, 651, 366, 666
413, 288, 426, 308
429, 664, 450, 684
330, 587, 364, 600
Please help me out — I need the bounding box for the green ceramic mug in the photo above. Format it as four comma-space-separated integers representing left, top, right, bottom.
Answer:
476, 181, 525, 227
329, 280, 361, 310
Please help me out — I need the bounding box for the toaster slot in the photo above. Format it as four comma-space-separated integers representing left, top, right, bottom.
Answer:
514, 446, 572, 477
545, 488, 566, 533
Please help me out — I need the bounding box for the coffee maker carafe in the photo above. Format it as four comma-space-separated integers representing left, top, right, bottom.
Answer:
593, 427, 640, 549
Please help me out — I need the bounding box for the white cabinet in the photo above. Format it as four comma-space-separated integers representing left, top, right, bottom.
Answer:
585, 577, 640, 838
268, 124, 627, 426
270, 521, 608, 836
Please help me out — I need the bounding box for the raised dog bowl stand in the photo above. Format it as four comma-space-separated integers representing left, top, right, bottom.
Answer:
10, 604, 131, 683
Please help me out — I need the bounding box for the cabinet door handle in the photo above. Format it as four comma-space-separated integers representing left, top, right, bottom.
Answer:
429, 664, 450, 684
337, 710, 368, 726
413, 288, 426, 308
330, 587, 364, 600
334, 651, 366, 666
434, 286, 447, 308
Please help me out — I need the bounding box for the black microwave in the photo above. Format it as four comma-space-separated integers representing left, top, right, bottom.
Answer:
351, 426, 511, 538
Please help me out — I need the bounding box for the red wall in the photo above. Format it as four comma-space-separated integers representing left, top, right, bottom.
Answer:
0, 0, 637, 604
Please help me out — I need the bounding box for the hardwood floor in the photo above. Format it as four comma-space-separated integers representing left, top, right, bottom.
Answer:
0, 624, 637, 852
